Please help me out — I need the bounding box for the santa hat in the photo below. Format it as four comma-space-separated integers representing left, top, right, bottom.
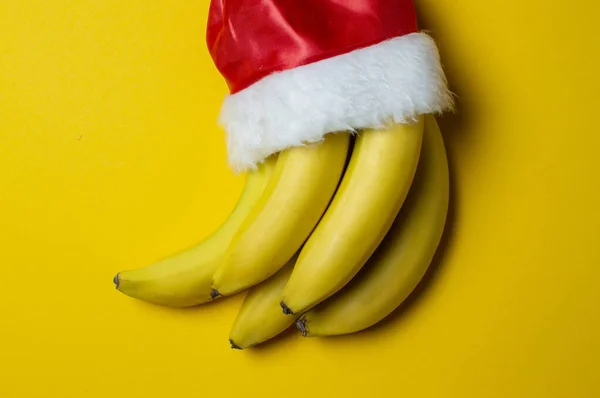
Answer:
207, 0, 453, 172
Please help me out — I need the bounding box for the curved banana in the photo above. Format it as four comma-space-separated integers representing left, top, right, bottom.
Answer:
229, 256, 300, 349
281, 117, 424, 315
113, 156, 277, 307
211, 133, 350, 297
296, 116, 449, 336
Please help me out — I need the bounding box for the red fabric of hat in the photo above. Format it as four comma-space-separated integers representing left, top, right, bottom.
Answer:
207, 0, 453, 171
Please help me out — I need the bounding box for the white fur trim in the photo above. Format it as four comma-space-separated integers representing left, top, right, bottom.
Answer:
218, 32, 453, 172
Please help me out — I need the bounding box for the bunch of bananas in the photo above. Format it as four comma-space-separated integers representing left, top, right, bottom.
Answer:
114, 115, 449, 349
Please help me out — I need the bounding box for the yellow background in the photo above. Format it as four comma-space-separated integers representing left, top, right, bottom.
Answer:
1, 1, 599, 396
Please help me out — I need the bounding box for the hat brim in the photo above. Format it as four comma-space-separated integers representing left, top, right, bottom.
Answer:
218, 32, 454, 172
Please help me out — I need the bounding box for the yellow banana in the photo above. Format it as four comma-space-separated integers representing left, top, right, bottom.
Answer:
296, 116, 449, 336
113, 156, 277, 307
229, 255, 300, 349
211, 133, 350, 297
281, 117, 424, 315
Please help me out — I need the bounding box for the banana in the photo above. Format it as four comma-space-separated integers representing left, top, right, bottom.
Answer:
113, 156, 277, 307
281, 117, 424, 315
229, 255, 300, 349
211, 133, 350, 297
296, 116, 449, 336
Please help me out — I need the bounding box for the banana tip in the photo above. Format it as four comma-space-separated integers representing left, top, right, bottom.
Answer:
229, 339, 242, 350
280, 301, 294, 315
210, 289, 220, 300
113, 273, 120, 289
296, 318, 308, 337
